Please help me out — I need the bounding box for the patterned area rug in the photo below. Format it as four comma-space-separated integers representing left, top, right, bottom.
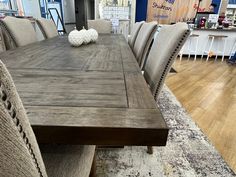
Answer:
96, 86, 236, 177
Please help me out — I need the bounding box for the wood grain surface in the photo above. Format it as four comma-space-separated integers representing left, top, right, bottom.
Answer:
0, 34, 168, 146
167, 59, 236, 172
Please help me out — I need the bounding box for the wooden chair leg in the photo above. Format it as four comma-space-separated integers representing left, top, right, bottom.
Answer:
147, 146, 153, 154
89, 153, 96, 177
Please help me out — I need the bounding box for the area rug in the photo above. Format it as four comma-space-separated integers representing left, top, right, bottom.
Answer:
96, 85, 236, 177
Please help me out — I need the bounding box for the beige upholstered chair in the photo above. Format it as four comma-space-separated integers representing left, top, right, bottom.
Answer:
133, 22, 157, 69
36, 18, 58, 39
128, 21, 144, 49
0, 28, 6, 52
143, 23, 190, 154
0, 60, 96, 177
0, 16, 38, 49
88, 19, 112, 34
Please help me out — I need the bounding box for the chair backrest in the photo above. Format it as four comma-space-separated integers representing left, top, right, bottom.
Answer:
88, 19, 112, 34
0, 60, 47, 177
128, 21, 144, 48
144, 23, 190, 100
36, 18, 58, 39
133, 22, 157, 68
0, 16, 38, 48
0, 28, 6, 52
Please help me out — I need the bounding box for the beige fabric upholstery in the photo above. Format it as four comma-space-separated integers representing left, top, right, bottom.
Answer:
128, 21, 144, 48
0, 22, 17, 50
0, 60, 96, 177
36, 18, 58, 39
0, 16, 37, 47
41, 145, 95, 177
133, 22, 157, 68
88, 19, 112, 34
0, 28, 6, 52
0, 60, 47, 177
144, 23, 190, 100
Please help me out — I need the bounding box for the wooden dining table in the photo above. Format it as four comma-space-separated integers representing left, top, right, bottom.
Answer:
0, 34, 168, 146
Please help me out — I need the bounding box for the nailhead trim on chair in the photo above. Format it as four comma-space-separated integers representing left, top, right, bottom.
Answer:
0, 82, 43, 177
154, 30, 190, 100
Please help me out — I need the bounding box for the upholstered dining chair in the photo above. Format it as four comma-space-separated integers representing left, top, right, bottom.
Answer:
143, 23, 190, 154
88, 19, 112, 34
0, 60, 96, 177
133, 22, 157, 69
128, 21, 144, 49
0, 28, 6, 53
36, 18, 58, 39
0, 16, 38, 49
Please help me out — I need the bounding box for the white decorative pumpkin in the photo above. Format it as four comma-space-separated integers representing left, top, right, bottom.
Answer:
88, 28, 98, 42
68, 27, 84, 47
80, 27, 91, 44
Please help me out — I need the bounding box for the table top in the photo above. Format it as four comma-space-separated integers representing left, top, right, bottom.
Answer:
0, 34, 168, 146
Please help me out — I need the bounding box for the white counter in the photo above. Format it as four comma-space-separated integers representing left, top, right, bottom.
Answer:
181, 28, 236, 56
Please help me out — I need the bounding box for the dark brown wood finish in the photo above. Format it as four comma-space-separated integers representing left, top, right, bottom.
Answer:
0, 34, 168, 146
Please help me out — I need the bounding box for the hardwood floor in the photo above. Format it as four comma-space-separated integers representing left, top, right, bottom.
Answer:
166, 58, 236, 173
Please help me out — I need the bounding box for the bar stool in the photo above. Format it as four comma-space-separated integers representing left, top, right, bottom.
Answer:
179, 34, 199, 61
201, 34, 228, 62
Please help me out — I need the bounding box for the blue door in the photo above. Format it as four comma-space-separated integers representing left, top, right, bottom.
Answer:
135, 0, 148, 22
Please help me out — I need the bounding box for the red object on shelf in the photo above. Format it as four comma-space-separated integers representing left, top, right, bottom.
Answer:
218, 15, 225, 25
199, 17, 206, 28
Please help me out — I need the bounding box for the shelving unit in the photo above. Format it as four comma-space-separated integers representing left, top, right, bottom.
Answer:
226, 4, 236, 26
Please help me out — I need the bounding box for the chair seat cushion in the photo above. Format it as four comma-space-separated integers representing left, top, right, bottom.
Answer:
40, 145, 95, 177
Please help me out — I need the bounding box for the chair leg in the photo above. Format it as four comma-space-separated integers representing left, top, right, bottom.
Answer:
222, 38, 227, 62
179, 52, 183, 61
188, 39, 191, 60
89, 153, 96, 177
179, 44, 185, 61
229, 40, 236, 59
194, 37, 199, 61
201, 37, 209, 60
147, 146, 153, 154
207, 37, 214, 61
215, 39, 219, 61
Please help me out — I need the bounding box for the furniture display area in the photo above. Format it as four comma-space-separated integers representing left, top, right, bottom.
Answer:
0, 16, 190, 175
0, 34, 169, 147
180, 28, 236, 58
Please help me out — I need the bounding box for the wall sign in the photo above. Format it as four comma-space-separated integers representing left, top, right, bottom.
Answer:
147, 0, 212, 24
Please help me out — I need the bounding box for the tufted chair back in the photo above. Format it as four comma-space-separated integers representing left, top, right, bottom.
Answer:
0, 60, 48, 177
144, 23, 190, 100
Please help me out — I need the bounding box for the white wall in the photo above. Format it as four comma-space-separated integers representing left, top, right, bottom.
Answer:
63, 0, 75, 23
21, 0, 41, 18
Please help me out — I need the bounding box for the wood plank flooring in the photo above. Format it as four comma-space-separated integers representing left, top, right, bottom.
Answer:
166, 58, 236, 173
